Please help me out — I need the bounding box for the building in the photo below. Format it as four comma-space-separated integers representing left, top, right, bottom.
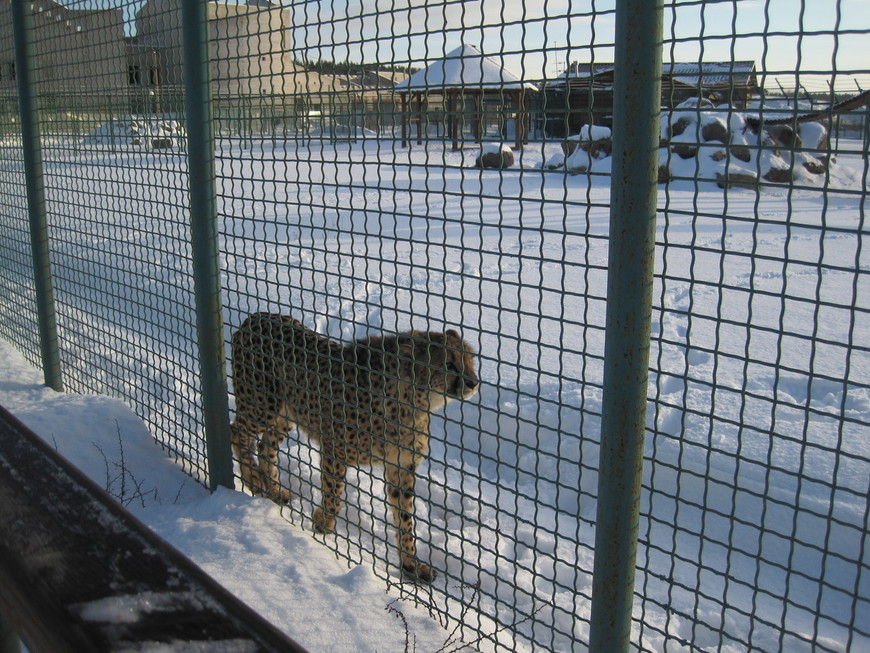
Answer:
0, 0, 126, 93
130, 0, 332, 98
541, 61, 759, 137
326, 68, 411, 133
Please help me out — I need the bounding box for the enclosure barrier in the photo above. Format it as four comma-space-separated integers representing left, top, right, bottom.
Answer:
0, 0, 867, 651
0, 404, 306, 652
10, 0, 61, 391
590, 1, 663, 649
180, 0, 233, 491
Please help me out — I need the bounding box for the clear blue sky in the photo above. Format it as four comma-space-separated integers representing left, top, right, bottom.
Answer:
92, 0, 870, 91
287, 0, 869, 91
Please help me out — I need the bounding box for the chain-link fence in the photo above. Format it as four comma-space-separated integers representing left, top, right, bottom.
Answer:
0, 0, 867, 650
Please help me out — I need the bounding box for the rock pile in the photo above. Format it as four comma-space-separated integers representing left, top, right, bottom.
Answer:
549, 98, 834, 189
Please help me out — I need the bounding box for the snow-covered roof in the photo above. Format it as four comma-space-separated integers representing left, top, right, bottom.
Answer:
394, 44, 538, 93
552, 61, 756, 89
665, 62, 757, 88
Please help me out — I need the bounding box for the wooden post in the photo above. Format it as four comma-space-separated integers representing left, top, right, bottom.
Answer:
400, 92, 408, 147
451, 91, 460, 151
416, 92, 423, 145
473, 92, 481, 142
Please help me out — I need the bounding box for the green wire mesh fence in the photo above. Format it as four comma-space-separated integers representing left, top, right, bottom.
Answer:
0, 0, 868, 650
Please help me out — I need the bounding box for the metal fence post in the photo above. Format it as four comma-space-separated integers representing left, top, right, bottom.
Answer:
589, 0, 663, 650
181, 0, 234, 490
11, 0, 62, 392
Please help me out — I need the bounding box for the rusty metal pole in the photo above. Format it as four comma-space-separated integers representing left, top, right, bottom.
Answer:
588, 0, 663, 650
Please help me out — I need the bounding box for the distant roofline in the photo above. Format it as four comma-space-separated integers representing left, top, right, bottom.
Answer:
556, 60, 757, 80
546, 61, 758, 90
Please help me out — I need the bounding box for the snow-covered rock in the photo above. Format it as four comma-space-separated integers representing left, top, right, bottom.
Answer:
566, 124, 612, 142
563, 124, 612, 156
553, 103, 834, 190
475, 143, 515, 169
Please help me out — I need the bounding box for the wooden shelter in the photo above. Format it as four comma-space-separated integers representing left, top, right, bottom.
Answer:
394, 44, 538, 150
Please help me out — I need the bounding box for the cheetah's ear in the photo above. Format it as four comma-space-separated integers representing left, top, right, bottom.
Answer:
446, 329, 459, 338
397, 335, 416, 361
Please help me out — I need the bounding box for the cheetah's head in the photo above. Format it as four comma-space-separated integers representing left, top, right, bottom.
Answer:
404, 330, 479, 403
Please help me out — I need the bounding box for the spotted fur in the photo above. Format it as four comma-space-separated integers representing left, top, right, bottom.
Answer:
230, 312, 479, 582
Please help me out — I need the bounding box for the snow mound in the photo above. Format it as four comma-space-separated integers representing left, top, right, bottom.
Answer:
566, 124, 612, 141
83, 117, 187, 150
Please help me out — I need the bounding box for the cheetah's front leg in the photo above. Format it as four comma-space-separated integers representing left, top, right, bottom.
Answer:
257, 426, 292, 503
230, 417, 267, 496
385, 458, 435, 583
313, 451, 348, 534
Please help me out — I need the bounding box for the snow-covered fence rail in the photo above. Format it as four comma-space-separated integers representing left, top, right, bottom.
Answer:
0, 0, 868, 651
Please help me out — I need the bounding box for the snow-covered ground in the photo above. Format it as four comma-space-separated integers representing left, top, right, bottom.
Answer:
0, 339, 511, 652
0, 126, 867, 651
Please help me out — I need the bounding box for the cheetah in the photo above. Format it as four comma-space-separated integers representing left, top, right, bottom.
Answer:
230, 312, 479, 582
